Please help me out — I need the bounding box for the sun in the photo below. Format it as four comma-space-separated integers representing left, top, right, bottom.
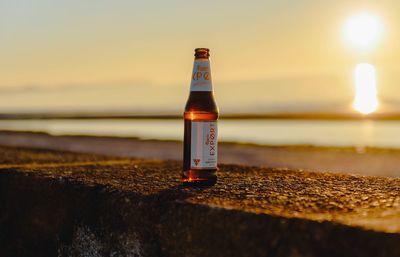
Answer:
353, 63, 378, 114
343, 12, 383, 51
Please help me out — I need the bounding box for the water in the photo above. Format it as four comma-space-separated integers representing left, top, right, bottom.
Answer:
0, 119, 399, 148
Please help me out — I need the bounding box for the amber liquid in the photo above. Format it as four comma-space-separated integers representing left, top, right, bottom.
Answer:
183, 91, 218, 186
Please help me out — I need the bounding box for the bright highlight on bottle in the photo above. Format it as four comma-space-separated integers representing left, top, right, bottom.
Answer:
353, 63, 378, 115
343, 12, 383, 51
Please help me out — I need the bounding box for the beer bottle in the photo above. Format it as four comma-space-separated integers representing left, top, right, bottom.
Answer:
183, 48, 218, 186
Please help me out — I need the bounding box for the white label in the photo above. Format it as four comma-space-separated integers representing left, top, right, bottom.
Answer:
190, 121, 218, 169
190, 59, 213, 91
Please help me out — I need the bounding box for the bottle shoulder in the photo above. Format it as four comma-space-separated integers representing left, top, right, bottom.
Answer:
184, 91, 218, 113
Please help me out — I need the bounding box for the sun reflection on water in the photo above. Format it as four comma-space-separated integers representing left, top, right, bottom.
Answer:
353, 63, 378, 115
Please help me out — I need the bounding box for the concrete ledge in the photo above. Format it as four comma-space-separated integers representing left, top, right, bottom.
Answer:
1, 145, 400, 257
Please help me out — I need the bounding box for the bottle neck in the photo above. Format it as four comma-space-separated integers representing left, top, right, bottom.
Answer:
190, 58, 213, 92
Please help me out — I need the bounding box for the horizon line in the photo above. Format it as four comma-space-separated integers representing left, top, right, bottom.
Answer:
1, 112, 400, 121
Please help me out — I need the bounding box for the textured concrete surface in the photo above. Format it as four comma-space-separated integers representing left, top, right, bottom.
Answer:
1, 145, 400, 257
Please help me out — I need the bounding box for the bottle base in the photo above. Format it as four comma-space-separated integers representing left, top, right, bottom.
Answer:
182, 169, 217, 187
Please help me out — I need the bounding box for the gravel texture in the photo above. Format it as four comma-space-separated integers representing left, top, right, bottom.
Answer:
1, 145, 400, 257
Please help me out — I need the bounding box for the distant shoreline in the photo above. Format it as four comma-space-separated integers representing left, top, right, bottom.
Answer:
2, 112, 400, 120
1, 130, 400, 177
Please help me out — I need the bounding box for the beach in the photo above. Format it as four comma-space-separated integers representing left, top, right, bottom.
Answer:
1, 130, 400, 177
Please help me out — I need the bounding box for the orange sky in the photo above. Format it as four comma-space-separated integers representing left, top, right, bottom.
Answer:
0, 0, 400, 113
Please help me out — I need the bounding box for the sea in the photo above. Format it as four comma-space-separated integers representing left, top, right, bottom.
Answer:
1, 119, 400, 149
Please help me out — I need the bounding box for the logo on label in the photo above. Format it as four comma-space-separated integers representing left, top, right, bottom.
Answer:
190, 60, 212, 92
192, 71, 210, 81
192, 64, 210, 82
193, 159, 200, 166
190, 121, 218, 169
205, 126, 216, 156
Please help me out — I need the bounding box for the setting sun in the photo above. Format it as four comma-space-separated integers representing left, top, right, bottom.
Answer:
343, 12, 383, 51
353, 63, 378, 114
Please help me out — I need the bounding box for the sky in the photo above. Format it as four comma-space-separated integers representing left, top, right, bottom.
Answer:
1, 0, 400, 113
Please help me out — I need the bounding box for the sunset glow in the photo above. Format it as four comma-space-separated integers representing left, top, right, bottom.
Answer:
353, 64, 378, 114
0, 2, 399, 114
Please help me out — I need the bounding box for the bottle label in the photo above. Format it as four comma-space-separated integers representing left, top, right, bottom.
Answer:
190, 121, 218, 169
190, 59, 213, 91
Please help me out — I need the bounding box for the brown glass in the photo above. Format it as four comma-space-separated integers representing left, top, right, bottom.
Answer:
182, 51, 219, 187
